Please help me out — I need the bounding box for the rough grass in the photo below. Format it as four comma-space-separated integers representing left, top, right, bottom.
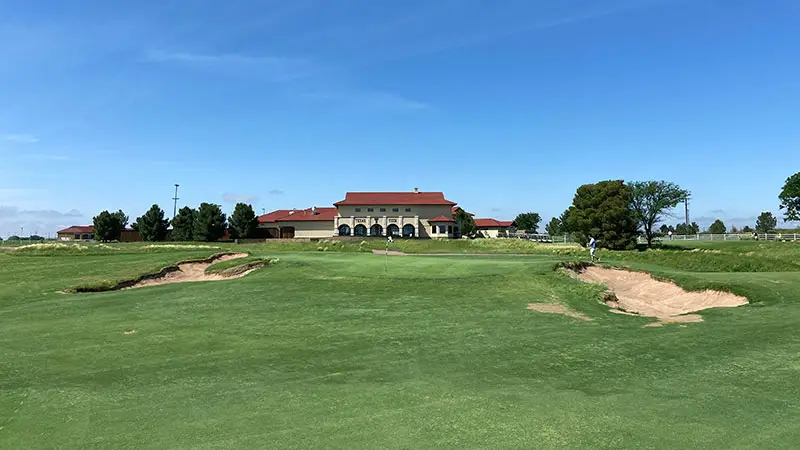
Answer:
2, 243, 800, 448
205, 256, 276, 274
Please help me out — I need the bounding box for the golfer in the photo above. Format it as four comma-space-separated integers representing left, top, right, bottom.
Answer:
588, 235, 598, 261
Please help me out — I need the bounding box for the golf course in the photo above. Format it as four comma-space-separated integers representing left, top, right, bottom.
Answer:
2, 239, 800, 448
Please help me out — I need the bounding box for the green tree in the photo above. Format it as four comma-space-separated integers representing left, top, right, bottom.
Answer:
93, 210, 125, 242
228, 203, 258, 239
755, 211, 778, 233
779, 172, 800, 221
545, 217, 563, 236
742, 225, 753, 233
132, 204, 170, 241
707, 219, 726, 234
454, 208, 477, 237
170, 207, 196, 241
513, 212, 541, 232
730, 225, 739, 233
562, 180, 639, 250
193, 203, 227, 242
113, 210, 129, 228
7, 235, 20, 241
629, 181, 690, 248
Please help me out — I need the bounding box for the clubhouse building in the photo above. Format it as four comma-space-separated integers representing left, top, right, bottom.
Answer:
258, 189, 465, 239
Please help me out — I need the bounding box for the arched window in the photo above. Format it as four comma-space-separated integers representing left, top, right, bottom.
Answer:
402, 224, 415, 237
370, 224, 383, 236
387, 224, 400, 236
354, 224, 368, 236
338, 224, 351, 236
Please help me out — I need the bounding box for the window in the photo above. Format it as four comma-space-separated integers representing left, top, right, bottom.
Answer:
405, 208, 412, 212
355, 208, 361, 212
448, 226, 453, 234
392, 208, 399, 213
367, 208, 374, 212
431, 226, 436, 234
380, 208, 386, 212
439, 225, 447, 234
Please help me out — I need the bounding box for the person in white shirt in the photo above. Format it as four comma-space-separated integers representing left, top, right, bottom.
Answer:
588, 236, 597, 261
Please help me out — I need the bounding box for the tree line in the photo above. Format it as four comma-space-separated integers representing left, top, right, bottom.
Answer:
537, 171, 799, 249
92, 202, 260, 242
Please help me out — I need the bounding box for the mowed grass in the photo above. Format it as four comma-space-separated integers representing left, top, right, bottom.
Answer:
1, 242, 800, 448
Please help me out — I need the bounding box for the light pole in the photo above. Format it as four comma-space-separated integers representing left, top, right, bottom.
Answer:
172, 184, 180, 221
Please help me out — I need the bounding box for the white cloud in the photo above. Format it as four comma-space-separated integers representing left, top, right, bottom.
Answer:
143, 50, 319, 82
3, 134, 39, 144
268, 189, 285, 195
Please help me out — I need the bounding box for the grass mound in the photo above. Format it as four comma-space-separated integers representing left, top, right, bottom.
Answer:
205, 256, 277, 275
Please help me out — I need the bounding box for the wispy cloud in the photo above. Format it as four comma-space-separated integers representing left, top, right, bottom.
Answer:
3, 134, 39, 144
710, 209, 726, 215
301, 90, 430, 111
268, 189, 285, 196
349, 0, 680, 66
222, 193, 259, 204
143, 50, 320, 82
24, 154, 73, 161
491, 208, 502, 213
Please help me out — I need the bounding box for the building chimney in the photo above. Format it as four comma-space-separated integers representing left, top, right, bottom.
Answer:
413, 187, 419, 193
289, 210, 295, 215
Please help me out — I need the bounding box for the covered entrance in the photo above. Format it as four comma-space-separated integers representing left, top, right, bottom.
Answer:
370, 224, 383, 236
354, 224, 368, 236
280, 227, 295, 239
387, 224, 400, 236
402, 224, 415, 238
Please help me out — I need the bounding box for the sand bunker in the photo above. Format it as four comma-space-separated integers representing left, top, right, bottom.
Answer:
575, 266, 748, 325
527, 303, 591, 321
75, 253, 261, 292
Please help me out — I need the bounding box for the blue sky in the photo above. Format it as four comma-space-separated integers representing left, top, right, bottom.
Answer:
1, 0, 799, 237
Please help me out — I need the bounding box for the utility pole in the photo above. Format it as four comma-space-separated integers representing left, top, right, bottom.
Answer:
172, 184, 180, 221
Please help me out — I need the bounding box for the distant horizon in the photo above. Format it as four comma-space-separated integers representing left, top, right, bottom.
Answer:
2, 183, 797, 238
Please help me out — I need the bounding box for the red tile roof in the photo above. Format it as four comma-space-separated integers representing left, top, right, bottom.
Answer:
275, 207, 338, 222
474, 218, 513, 228
257, 209, 294, 223
429, 215, 456, 223
57, 225, 94, 234
335, 192, 456, 206
56, 226, 137, 234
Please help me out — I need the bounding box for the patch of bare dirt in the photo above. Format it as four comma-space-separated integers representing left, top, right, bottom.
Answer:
575, 266, 748, 326
527, 303, 592, 321
372, 250, 406, 256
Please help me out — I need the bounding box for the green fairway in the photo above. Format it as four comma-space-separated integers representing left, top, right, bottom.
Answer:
2, 241, 800, 448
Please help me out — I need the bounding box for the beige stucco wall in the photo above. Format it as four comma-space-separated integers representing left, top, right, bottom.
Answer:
477, 227, 509, 238
278, 220, 334, 238
335, 204, 458, 238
